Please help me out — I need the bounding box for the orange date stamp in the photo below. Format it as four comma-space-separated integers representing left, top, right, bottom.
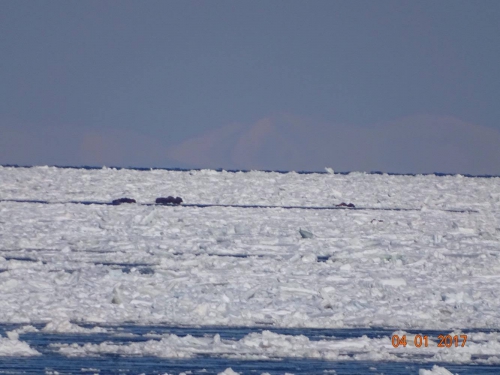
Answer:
391, 334, 468, 348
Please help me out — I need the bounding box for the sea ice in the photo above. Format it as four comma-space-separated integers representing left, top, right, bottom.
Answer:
0, 335, 40, 356
1, 166, 500, 367
419, 365, 456, 375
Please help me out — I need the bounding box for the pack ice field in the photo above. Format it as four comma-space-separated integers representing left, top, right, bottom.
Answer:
0, 166, 500, 372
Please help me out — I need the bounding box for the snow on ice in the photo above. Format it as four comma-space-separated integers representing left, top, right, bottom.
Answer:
0, 166, 500, 369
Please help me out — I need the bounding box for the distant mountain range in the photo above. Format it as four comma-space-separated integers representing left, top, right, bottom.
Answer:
167, 114, 500, 175
2, 114, 500, 175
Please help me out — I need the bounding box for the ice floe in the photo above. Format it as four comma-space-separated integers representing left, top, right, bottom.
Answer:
0, 334, 40, 356
1, 166, 500, 369
50, 330, 500, 365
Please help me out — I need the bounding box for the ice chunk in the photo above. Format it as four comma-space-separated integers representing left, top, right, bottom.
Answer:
218, 368, 240, 375
381, 278, 407, 287
0, 336, 40, 356
42, 320, 107, 333
139, 209, 158, 225
234, 223, 251, 235
6, 332, 18, 341
419, 365, 456, 375
111, 286, 124, 305
299, 228, 313, 239
301, 253, 317, 263
340, 264, 352, 272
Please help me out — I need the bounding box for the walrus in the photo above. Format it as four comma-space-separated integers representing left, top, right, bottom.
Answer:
112, 197, 136, 205
336, 202, 355, 208
156, 196, 183, 205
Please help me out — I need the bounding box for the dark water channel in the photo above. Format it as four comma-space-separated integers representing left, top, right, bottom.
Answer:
1, 324, 499, 374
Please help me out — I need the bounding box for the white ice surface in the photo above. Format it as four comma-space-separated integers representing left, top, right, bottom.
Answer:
1, 166, 500, 366
41, 319, 108, 333
218, 369, 240, 375
1, 166, 499, 211
419, 365, 457, 375
50, 329, 500, 365
0, 335, 40, 356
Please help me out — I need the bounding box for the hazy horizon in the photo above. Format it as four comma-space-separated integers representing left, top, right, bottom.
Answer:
2, 1, 499, 174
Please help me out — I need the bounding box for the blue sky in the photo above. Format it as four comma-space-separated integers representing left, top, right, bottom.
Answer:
1, 0, 500, 174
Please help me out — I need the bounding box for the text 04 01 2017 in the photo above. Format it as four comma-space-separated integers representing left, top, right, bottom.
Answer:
391, 334, 468, 348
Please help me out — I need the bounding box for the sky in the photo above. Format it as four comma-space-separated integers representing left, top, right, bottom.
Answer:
1, 0, 500, 174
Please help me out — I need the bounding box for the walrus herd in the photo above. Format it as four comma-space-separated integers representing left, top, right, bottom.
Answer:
111, 197, 354, 208
111, 196, 183, 205
155, 196, 183, 205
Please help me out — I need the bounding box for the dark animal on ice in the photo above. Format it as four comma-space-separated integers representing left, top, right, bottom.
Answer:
112, 198, 137, 205
336, 202, 355, 208
156, 196, 183, 205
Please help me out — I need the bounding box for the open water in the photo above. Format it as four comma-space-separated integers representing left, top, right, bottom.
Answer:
1, 324, 499, 374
